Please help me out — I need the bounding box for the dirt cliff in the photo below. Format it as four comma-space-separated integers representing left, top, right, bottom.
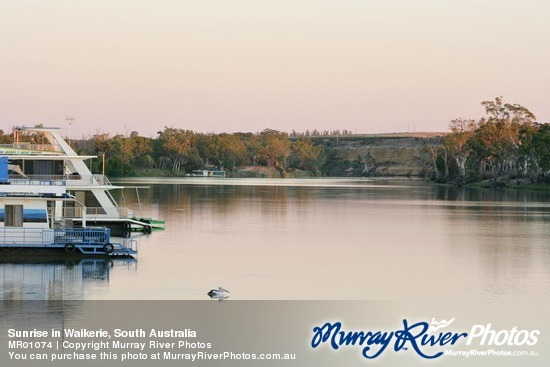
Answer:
320, 133, 444, 177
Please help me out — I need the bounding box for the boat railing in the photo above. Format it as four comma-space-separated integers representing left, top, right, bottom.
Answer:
60, 207, 87, 219
7, 177, 67, 186
93, 174, 112, 186
58, 207, 127, 219
8, 174, 114, 186
55, 227, 111, 244
1, 227, 45, 245
0, 142, 62, 153
82, 207, 130, 218
114, 238, 138, 253
0, 227, 110, 246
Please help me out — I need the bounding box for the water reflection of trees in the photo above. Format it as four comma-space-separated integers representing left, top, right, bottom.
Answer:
433, 184, 550, 202
439, 189, 550, 298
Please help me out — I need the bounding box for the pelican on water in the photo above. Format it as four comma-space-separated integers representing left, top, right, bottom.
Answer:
208, 287, 230, 297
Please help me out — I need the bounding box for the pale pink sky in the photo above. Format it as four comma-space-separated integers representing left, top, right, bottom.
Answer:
1, 0, 549, 137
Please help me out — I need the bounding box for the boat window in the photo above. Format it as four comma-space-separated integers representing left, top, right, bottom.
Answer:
4, 205, 24, 227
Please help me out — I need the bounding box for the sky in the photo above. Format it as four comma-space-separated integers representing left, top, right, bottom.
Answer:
1, 0, 549, 138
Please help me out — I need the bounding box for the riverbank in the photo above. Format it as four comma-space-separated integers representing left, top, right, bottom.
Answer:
471, 180, 550, 192
433, 177, 550, 192
114, 132, 549, 192
127, 133, 443, 178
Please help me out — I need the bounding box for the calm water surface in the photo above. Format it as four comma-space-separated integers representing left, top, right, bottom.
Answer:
1, 178, 549, 302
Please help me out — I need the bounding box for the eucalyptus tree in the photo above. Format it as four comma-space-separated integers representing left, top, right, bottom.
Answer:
424, 136, 446, 179
289, 136, 324, 174
477, 97, 536, 177
257, 129, 291, 174
156, 127, 195, 173
443, 118, 476, 178
523, 123, 550, 181
0, 129, 13, 144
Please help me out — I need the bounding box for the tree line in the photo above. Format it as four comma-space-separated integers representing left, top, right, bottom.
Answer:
0, 127, 332, 177
73, 128, 326, 177
290, 129, 353, 137
2, 97, 548, 184
427, 97, 550, 184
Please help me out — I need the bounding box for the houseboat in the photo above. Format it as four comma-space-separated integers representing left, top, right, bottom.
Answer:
1, 127, 164, 237
0, 156, 136, 257
191, 169, 226, 177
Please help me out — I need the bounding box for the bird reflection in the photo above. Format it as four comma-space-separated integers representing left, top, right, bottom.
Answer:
207, 287, 230, 300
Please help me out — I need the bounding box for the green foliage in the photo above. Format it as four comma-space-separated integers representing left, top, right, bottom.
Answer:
433, 97, 549, 183
524, 123, 550, 182
321, 147, 351, 177
256, 129, 291, 172
104, 156, 135, 177
0, 130, 14, 144
156, 128, 194, 173
72, 128, 326, 177
443, 119, 476, 178
195, 133, 248, 169
289, 137, 324, 174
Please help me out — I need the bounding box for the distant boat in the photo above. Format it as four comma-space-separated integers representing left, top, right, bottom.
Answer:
192, 169, 226, 177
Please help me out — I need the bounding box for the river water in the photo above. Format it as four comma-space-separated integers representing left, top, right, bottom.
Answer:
1, 178, 549, 302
